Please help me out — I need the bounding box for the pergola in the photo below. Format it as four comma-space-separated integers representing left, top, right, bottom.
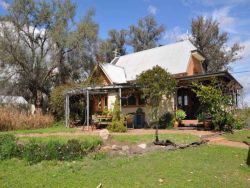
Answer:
64, 84, 139, 129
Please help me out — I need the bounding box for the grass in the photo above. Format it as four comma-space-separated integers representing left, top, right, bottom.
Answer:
18, 135, 101, 144
112, 133, 200, 144
0, 145, 249, 188
15, 133, 200, 145
0, 122, 79, 135
223, 129, 250, 143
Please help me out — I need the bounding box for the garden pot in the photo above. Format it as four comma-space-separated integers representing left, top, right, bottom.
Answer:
203, 120, 211, 129
174, 121, 179, 128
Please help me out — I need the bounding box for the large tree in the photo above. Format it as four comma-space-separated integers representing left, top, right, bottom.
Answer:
136, 66, 176, 141
129, 15, 165, 52
0, 0, 98, 110
191, 16, 242, 73
97, 29, 127, 63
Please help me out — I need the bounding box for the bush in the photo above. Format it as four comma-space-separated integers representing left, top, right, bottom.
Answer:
0, 107, 54, 131
158, 112, 174, 129
0, 134, 19, 160
23, 140, 47, 164
0, 134, 101, 164
175, 109, 186, 121
50, 84, 74, 120
107, 121, 127, 132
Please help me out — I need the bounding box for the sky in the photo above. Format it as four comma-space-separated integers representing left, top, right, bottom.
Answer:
0, 0, 250, 105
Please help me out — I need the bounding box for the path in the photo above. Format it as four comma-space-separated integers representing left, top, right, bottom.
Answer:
205, 136, 249, 149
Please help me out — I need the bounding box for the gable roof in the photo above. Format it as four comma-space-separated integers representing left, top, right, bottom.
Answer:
99, 63, 127, 84
98, 40, 201, 84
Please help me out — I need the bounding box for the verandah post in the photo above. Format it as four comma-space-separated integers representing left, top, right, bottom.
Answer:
65, 94, 70, 128
86, 89, 90, 130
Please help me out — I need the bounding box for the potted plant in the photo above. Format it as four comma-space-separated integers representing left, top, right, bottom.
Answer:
174, 109, 186, 128
197, 112, 211, 129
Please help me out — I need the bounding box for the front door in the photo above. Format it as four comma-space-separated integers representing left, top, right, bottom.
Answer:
177, 88, 199, 119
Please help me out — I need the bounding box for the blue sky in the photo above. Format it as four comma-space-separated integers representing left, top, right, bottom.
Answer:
0, 0, 250, 105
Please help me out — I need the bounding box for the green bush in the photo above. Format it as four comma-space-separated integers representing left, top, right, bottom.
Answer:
0, 134, 101, 164
107, 121, 127, 132
50, 84, 75, 120
158, 112, 174, 129
175, 109, 186, 121
0, 134, 19, 160
23, 140, 47, 164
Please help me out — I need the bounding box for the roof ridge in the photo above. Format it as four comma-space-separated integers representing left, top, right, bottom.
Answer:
118, 40, 195, 58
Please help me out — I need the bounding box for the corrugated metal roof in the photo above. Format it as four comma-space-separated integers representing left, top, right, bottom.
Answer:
98, 40, 198, 84
100, 63, 127, 84
0, 95, 28, 105
113, 40, 197, 82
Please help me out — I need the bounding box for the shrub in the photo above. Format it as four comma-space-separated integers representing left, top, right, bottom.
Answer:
192, 81, 236, 131
107, 121, 127, 132
23, 140, 46, 164
0, 134, 19, 160
0, 135, 102, 164
175, 109, 186, 121
0, 107, 54, 131
158, 112, 174, 129
50, 84, 74, 120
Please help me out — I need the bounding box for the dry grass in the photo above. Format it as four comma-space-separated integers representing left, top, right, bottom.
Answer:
0, 107, 54, 131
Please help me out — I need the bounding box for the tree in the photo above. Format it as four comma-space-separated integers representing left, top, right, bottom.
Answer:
0, 0, 98, 110
192, 81, 234, 131
129, 15, 165, 52
191, 16, 242, 73
98, 29, 127, 63
136, 66, 176, 141
51, 7, 99, 84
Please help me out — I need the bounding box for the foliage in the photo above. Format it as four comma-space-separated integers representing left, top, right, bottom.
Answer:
0, 134, 101, 164
0, 0, 99, 109
111, 98, 122, 121
50, 84, 74, 120
192, 81, 236, 131
0, 134, 19, 160
175, 110, 186, 121
191, 16, 243, 72
107, 120, 127, 133
136, 66, 176, 123
98, 29, 127, 62
129, 15, 165, 52
158, 112, 174, 129
0, 107, 54, 131
107, 98, 127, 132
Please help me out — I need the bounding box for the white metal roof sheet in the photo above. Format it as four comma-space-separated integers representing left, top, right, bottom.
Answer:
113, 40, 197, 82
100, 63, 127, 84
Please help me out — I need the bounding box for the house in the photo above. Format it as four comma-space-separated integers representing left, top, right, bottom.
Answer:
65, 40, 242, 128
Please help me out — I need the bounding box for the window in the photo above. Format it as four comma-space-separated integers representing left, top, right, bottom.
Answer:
184, 95, 188, 106
178, 96, 182, 106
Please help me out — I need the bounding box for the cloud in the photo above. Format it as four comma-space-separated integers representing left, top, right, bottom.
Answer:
182, 0, 249, 7
0, 0, 9, 10
211, 6, 237, 33
147, 5, 157, 15
164, 26, 191, 43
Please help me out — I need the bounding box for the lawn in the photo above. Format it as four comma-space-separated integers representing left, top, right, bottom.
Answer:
0, 145, 249, 188
16, 133, 200, 145
223, 129, 250, 143
0, 122, 80, 135
112, 133, 200, 144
